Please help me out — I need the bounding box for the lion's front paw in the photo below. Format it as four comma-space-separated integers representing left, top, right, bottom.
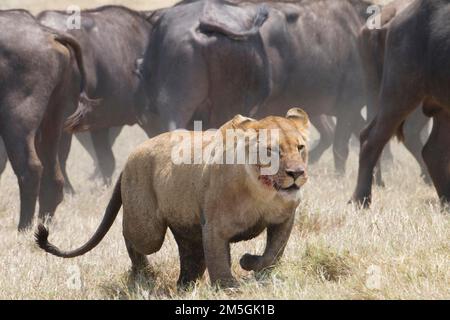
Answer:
240, 253, 263, 272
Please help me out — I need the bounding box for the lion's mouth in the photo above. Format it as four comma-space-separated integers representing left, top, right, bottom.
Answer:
275, 183, 300, 192
259, 176, 301, 193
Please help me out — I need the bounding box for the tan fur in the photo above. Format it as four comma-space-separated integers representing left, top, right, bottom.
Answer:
121, 108, 310, 287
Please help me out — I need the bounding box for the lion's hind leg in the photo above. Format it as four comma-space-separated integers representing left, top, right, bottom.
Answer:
122, 164, 168, 274
122, 205, 167, 280
124, 238, 151, 276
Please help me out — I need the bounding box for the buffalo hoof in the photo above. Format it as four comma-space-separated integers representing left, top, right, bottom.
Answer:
348, 195, 371, 209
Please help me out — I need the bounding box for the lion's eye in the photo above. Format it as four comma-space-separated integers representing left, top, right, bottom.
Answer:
298, 145, 305, 153
266, 147, 281, 156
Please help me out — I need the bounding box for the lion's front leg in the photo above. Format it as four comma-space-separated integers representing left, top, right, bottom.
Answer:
202, 223, 238, 288
240, 214, 295, 273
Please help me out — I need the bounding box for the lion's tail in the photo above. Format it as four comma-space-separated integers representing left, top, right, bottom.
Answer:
35, 174, 122, 258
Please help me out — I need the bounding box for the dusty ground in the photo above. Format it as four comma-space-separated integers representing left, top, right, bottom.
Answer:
0, 0, 448, 300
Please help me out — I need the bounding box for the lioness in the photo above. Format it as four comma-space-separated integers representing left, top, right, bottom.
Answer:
36, 108, 310, 288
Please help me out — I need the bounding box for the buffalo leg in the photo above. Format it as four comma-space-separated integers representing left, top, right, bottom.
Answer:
37, 115, 65, 222
91, 129, 115, 185
74, 132, 101, 181
240, 214, 294, 273
1, 125, 42, 231
58, 132, 75, 194
94, 127, 121, 180
333, 110, 366, 175
352, 91, 421, 207
366, 104, 388, 187
403, 107, 431, 184
422, 111, 450, 203
333, 116, 352, 175
309, 115, 335, 164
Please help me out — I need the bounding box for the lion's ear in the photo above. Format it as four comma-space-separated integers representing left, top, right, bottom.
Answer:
232, 114, 256, 127
286, 107, 309, 137
219, 114, 256, 132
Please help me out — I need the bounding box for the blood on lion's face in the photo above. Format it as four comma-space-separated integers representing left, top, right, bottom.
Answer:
227, 108, 310, 203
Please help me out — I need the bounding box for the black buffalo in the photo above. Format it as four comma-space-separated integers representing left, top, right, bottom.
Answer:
0, 10, 91, 230
357, 0, 431, 183
352, 0, 450, 206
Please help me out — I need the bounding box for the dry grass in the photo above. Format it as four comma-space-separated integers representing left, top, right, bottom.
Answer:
0, 0, 448, 300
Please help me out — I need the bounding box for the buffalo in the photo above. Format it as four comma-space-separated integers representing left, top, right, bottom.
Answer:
352, 0, 450, 206
0, 10, 91, 230
357, 0, 431, 184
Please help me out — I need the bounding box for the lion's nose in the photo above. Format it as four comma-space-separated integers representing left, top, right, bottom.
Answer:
286, 167, 305, 180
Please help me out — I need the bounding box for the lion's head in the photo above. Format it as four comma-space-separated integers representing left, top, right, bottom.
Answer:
218, 108, 310, 202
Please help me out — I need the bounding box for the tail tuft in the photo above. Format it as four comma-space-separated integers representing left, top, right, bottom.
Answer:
35, 224, 68, 257
35, 224, 66, 257
35, 224, 51, 251
34, 175, 123, 259
64, 93, 101, 133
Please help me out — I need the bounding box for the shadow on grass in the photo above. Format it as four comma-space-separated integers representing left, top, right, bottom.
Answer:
99, 267, 175, 299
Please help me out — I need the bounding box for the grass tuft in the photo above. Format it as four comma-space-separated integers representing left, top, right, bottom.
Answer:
299, 243, 352, 282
